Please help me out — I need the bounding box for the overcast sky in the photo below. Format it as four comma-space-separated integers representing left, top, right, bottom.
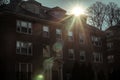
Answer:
36, 0, 120, 13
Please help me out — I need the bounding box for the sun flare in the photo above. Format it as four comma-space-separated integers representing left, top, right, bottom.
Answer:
71, 6, 85, 16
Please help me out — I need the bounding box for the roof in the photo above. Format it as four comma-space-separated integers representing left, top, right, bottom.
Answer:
105, 24, 120, 31
51, 6, 66, 13
0, 0, 54, 20
0, 0, 68, 23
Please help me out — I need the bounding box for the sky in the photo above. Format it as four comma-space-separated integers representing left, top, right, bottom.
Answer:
36, 0, 120, 30
36, 0, 120, 14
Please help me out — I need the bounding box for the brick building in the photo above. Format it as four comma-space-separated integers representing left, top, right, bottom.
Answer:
63, 16, 106, 80
0, 0, 107, 80
105, 25, 120, 80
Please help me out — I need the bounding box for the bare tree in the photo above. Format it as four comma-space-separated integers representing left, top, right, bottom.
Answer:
87, 1, 106, 30
114, 8, 120, 25
105, 2, 118, 27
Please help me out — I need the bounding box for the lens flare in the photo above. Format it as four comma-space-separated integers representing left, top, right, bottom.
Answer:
53, 42, 63, 53
38, 75, 44, 79
71, 6, 85, 16
43, 57, 54, 71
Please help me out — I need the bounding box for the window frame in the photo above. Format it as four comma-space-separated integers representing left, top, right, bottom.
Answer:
93, 52, 103, 63
43, 26, 49, 38
16, 20, 32, 35
107, 55, 114, 63
91, 36, 102, 47
80, 51, 86, 62
16, 41, 32, 56
79, 33, 84, 44
68, 49, 75, 60
56, 28, 62, 40
107, 42, 113, 49
68, 31, 74, 41
15, 63, 32, 80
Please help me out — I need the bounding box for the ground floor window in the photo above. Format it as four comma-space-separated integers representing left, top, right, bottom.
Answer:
15, 63, 32, 80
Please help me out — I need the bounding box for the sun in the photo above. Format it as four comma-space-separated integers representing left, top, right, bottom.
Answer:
71, 6, 85, 16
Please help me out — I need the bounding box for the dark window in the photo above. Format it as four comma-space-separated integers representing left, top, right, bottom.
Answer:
15, 63, 32, 80
80, 51, 85, 61
68, 49, 74, 60
16, 41, 32, 55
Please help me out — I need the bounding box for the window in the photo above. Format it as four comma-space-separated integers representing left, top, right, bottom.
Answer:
56, 29, 62, 40
107, 42, 113, 49
68, 31, 73, 41
16, 20, 32, 34
24, 3, 40, 14
91, 36, 99, 42
107, 55, 114, 63
43, 26, 49, 37
68, 49, 75, 60
93, 52, 103, 63
50, 11, 65, 19
15, 63, 32, 80
16, 41, 21, 54
43, 45, 50, 57
91, 36, 102, 47
80, 51, 86, 61
79, 34, 84, 44
16, 41, 32, 55
28, 43, 32, 55
21, 42, 28, 54
106, 31, 113, 38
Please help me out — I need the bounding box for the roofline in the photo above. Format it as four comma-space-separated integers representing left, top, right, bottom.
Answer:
87, 24, 105, 32
105, 24, 120, 31
0, 11, 64, 26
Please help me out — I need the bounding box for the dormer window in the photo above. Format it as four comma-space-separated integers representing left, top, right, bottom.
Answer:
21, 2, 40, 14
47, 7, 66, 19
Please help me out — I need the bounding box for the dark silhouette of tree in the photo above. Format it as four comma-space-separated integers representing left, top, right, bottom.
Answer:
88, 2, 120, 29
105, 2, 119, 27
87, 1, 106, 30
